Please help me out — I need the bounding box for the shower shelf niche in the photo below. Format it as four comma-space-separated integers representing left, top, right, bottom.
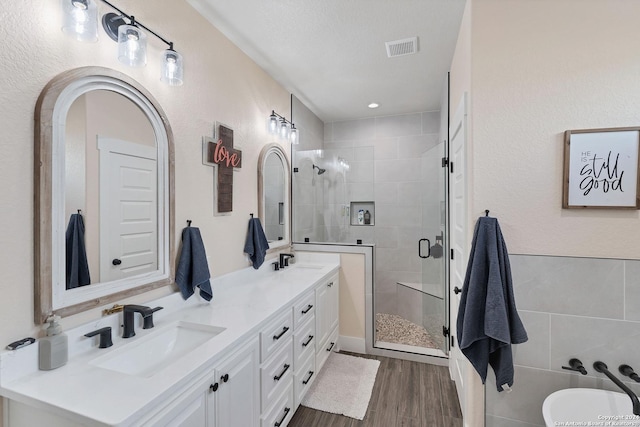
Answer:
350, 201, 375, 226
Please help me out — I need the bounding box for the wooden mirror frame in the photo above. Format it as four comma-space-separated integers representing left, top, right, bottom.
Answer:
34, 67, 175, 324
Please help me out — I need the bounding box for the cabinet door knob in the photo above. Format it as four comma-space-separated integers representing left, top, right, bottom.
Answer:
112, 258, 122, 266
453, 286, 462, 295
221, 373, 229, 383
209, 382, 219, 392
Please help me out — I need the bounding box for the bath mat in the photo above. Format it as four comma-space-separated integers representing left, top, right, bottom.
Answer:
301, 352, 380, 420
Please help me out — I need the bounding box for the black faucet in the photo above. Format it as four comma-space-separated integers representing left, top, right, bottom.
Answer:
620, 365, 640, 383
562, 358, 587, 375
122, 305, 163, 338
279, 253, 295, 269
594, 361, 640, 416
84, 327, 113, 348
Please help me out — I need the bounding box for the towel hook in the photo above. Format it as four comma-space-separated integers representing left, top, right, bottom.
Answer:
250, 213, 254, 218
485, 210, 490, 217
77, 209, 81, 214
187, 220, 192, 227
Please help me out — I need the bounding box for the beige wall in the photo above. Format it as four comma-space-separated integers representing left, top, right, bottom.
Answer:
338, 253, 366, 340
471, 0, 640, 259
0, 0, 289, 355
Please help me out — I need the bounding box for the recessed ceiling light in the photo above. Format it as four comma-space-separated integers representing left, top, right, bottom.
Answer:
368, 103, 379, 109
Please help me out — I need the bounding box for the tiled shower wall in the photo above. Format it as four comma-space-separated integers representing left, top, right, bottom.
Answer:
324, 112, 440, 319
486, 254, 640, 426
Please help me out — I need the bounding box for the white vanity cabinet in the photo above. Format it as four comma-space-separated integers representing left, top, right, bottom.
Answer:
141, 336, 260, 427
259, 310, 294, 427
315, 274, 339, 372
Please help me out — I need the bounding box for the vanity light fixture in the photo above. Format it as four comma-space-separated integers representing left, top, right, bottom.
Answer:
62, 0, 99, 42
61, 0, 184, 85
117, 17, 146, 67
268, 110, 298, 144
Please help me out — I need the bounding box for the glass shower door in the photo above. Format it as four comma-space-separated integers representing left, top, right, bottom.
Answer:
418, 141, 448, 355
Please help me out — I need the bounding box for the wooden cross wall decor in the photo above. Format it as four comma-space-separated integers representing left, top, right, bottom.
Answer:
202, 122, 242, 213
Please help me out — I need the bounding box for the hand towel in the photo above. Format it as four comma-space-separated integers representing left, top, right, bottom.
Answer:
456, 216, 528, 391
175, 227, 213, 301
65, 213, 91, 289
243, 217, 270, 269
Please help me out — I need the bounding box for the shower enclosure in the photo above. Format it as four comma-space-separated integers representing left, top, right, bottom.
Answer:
292, 111, 448, 358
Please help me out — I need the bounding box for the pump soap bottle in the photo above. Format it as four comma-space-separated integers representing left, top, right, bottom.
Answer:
39, 315, 68, 370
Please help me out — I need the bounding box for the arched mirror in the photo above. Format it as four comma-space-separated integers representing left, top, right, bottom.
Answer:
258, 143, 290, 250
35, 67, 174, 324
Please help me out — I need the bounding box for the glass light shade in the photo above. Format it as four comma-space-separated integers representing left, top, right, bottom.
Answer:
61, 0, 98, 42
161, 50, 184, 86
279, 120, 289, 140
118, 24, 147, 67
289, 125, 298, 144
269, 113, 278, 134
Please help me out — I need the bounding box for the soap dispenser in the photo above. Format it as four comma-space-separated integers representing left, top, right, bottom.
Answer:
39, 315, 68, 370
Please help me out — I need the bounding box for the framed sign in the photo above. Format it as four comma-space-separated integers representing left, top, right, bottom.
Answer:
563, 127, 640, 209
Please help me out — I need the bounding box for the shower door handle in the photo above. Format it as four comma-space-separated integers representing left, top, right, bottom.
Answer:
418, 239, 431, 259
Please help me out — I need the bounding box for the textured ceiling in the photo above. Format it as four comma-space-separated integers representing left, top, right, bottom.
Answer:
188, 0, 466, 122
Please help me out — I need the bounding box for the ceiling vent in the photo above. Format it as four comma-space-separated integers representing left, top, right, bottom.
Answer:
385, 37, 419, 58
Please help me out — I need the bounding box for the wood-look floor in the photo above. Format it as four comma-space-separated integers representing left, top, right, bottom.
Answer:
289, 352, 463, 427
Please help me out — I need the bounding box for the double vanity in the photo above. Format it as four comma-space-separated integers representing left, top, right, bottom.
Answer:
0, 253, 340, 427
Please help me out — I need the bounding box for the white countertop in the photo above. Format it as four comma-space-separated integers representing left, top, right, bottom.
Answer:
0, 253, 339, 426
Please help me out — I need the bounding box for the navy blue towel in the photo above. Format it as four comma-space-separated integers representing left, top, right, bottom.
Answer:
243, 218, 269, 269
65, 213, 91, 289
175, 227, 213, 301
456, 216, 528, 392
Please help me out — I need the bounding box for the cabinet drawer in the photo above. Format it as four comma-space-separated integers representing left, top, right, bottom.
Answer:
294, 352, 316, 410
261, 337, 294, 411
293, 316, 315, 369
261, 383, 294, 427
293, 290, 315, 329
316, 326, 339, 373
260, 310, 293, 363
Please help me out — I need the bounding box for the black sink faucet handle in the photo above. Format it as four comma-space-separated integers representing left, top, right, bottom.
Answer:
620, 364, 640, 382
562, 358, 587, 375
142, 306, 164, 329
84, 327, 113, 348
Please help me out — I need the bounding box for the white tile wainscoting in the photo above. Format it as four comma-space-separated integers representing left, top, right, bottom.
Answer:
486, 254, 640, 426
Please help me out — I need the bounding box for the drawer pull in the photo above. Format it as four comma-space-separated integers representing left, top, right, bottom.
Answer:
274, 407, 290, 427
209, 382, 218, 392
327, 282, 333, 287
273, 326, 289, 340
274, 364, 290, 381
326, 342, 335, 352
302, 370, 314, 385
301, 304, 313, 314
221, 373, 229, 383
302, 335, 314, 347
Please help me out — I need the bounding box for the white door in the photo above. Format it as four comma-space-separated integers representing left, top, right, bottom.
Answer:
98, 138, 158, 282
449, 94, 468, 414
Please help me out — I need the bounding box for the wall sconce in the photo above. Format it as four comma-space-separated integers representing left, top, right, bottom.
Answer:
61, 0, 184, 86
62, 0, 99, 42
269, 110, 298, 144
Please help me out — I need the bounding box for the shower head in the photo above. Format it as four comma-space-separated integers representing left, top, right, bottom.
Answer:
312, 164, 326, 175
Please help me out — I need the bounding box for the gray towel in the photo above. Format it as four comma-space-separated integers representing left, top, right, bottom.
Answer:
65, 213, 90, 289
175, 227, 213, 301
456, 216, 528, 391
243, 218, 270, 269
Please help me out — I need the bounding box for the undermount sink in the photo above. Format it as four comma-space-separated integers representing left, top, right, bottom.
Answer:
90, 321, 226, 378
289, 264, 324, 270
543, 388, 638, 426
